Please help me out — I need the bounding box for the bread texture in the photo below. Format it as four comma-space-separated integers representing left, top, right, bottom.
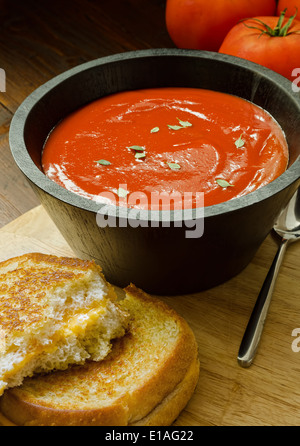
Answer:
0, 284, 199, 426
0, 253, 129, 397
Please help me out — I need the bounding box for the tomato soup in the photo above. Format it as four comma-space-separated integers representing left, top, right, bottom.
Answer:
42, 88, 288, 209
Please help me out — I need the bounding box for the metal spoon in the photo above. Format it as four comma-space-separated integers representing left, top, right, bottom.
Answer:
237, 187, 300, 367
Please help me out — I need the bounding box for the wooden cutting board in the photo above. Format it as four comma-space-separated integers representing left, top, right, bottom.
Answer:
1, 205, 300, 426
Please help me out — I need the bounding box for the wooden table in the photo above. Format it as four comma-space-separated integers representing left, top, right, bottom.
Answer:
1, 0, 300, 427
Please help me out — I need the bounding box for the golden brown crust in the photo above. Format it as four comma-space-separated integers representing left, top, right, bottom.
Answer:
0, 357, 200, 427
0, 410, 15, 426
0, 252, 101, 273
131, 356, 200, 426
0, 391, 130, 426
0, 252, 102, 335
0, 284, 199, 426
0, 252, 99, 272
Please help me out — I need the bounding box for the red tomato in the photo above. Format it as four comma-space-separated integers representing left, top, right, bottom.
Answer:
277, 0, 300, 19
165, 0, 276, 51
219, 13, 300, 81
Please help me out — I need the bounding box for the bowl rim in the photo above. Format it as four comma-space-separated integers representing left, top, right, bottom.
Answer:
9, 48, 300, 221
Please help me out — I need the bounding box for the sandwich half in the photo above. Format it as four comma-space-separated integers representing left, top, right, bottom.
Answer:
0, 253, 129, 397
0, 284, 200, 426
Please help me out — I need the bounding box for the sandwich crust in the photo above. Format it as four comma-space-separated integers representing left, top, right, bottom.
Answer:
0, 284, 199, 426
131, 356, 200, 426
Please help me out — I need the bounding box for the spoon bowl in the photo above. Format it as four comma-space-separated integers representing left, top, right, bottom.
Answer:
274, 188, 300, 240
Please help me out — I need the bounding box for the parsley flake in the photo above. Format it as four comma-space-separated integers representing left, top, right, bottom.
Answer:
128, 145, 145, 152
216, 178, 234, 188
177, 118, 192, 127
235, 134, 245, 149
96, 159, 111, 166
135, 152, 146, 159
167, 162, 181, 171
168, 125, 183, 131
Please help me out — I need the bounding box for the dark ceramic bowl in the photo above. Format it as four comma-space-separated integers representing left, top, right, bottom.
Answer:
9, 49, 300, 295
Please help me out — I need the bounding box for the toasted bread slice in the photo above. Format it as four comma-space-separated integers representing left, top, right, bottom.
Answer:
0, 253, 129, 397
0, 285, 199, 426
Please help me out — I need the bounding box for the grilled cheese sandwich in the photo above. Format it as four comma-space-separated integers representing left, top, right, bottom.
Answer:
0, 253, 129, 396
0, 284, 199, 426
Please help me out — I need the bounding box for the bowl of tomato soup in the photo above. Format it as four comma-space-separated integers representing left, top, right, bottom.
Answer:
9, 49, 300, 294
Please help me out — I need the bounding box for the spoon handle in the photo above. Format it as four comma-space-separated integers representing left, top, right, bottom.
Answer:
237, 238, 289, 367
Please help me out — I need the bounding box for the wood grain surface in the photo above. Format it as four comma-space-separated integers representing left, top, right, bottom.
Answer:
0, 205, 300, 426
0, 0, 173, 228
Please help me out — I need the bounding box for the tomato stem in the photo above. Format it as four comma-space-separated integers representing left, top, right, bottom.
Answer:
243, 8, 299, 37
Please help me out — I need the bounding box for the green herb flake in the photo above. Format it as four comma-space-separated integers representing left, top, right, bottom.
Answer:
216, 178, 234, 188
95, 159, 111, 166
128, 145, 145, 152
235, 134, 245, 149
167, 162, 181, 171
177, 118, 192, 127
116, 187, 129, 198
150, 127, 160, 133
168, 124, 183, 131
135, 152, 146, 159
168, 118, 192, 131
